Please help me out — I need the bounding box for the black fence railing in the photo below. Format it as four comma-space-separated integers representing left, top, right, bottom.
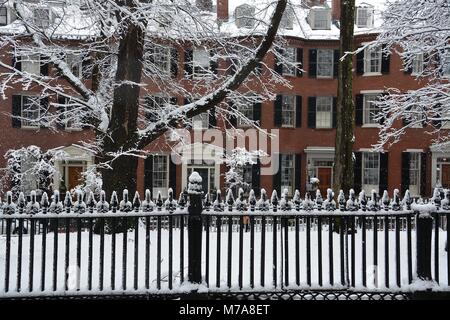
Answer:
0, 176, 449, 299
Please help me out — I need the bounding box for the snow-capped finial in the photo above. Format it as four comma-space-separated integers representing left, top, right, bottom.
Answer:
41, 192, 49, 212
86, 191, 96, 213
382, 190, 389, 210
432, 188, 441, 209
315, 189, 323, 211
64, 191, 72, 213
271, 190, 279, 211
248, 189, 256, 210
442, 189, 450, 210
110, 191, 119, 213
133, 191, 141, 212
346, 189, 357, 211
156, 191, 163, 209
359, 190, 367, 211
188, 171, 203, 195
403, 189, 412, 211
338, 190, 346, 211
213, 189, 224, 212
73, 190, 86, 214
142, 189, 154, 212
323, 188, 336, 211
391, 189, 401, 211
165, 188, 177, 212
293, 189, 302, 210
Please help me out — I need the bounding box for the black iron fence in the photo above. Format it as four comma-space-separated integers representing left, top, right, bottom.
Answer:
0, 180, 449, 299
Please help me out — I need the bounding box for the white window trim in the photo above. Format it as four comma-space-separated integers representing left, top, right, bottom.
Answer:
62, 97, 83, 132
316, 49, 334, 79
362, 152, 380, 194
308, 8, 331, 30
192, 47, 211, 78
152, 154, 169, 198
355, 6, 374, 28
411, 53, 424, 76
282, 47, 297, 77
281, 95, 295, 128
363, 44, 382, 76
21, 54, 41, 76
407, 152, 421, 196
33, 7, 52, 28
362, 92, 382, 127
315, 96, 333, 129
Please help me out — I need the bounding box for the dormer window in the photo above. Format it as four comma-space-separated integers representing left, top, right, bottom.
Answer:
34, 8, 50, 28
356, 6, 374, 28
280, 6, 294, 30
235, 4, 255, 28
0, 6, 7, 26
308, 7, 331, 30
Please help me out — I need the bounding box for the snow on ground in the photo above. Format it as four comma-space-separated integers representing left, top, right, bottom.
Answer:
0, 219, 449, 296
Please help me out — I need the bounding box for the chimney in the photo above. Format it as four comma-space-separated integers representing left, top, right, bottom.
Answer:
332, 0, 341, 21
217, 0, 229, 22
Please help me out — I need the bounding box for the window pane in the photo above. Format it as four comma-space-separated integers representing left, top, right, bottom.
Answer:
317, 49, 333, 77
153, 155, 168, 188
363, 94, 380, 124
356, 8, 373, 27
316, 96, 332, 128
281, 154, 294, 195
363, 152, 379, 185
282, 95, 295, 127
412, 53, 423, 75
365, 46, 381, 73
21, 96, 40, 127
313, 10, 329, 29
192, 113, 209, 129
0, 7, 7, 25
409, 153, 420, 186
282, 47, 296, 75
21, 54, 40, 75
154, 46, 170, 75
237, 103, 253, 127
34, 8, 50, 28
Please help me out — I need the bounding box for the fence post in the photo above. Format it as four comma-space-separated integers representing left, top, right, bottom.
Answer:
188, 172, 203, 284
416, 211, 433, 281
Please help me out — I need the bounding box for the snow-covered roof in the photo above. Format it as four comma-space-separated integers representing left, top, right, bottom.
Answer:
0, 0, 388, 41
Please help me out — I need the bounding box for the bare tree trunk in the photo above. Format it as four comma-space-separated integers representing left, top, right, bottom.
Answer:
333, 0, 356, 196
100, 6, 146, 198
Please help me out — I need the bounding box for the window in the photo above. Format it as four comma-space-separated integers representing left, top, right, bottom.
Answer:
237, 103, 253, 127
363, 93, 381, 125
66, 53, 82, 78
21, 54, 41, 75
34, 8, 50, 28
153, 155, 168, 189
153, 46, 171, 75
0, 6, 7, 26
193, 47, 210, 77
281, 154, 295, 196
60, 98, 82, 130
362, 152, 379, 191
409, 153, 420, 195
316, 96, 332, 128
281, 47, 297, 76
309, 8, 331, 30
280, 6, 294, 30
282, 95, 295, 127
364, 46, 382, 74
145, 95, 170, 122
21, 96, 40, 128
192, 113, 209, 129
408, 104, 425, 128
356, 7, 374, 28
317, 49, 333, 78
235, 4, 255, 28
412, 53, 424, 75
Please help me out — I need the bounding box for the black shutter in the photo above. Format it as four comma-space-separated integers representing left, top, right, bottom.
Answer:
274, 48, 283, 75
252, 158, 261, 197
295, 96, 302, 128
308, 49, 317, 78
402, 105, 412, 127
210, 50, 218, 75
333, 49, 339, 78
296, 48, 303, 77
145, 96, 158, 123
353, 152, 362, 194
273, 153, 281, 195
170, 47, 178, 78
420, 152, 427, 197
40, 97, 49, 128
57, 96, 66, 129
379, 153, 389, 195
12, 55, 21, 71
253, 102, 262, 125
169, 157, 176, 194
356, 50, 364, 75
274, 95, 282, 127
381, 45, 390, 74
170, 97, 178, 106
332, 97, 337, 128
401, 152, 410, 196
12, 95, 22, 128
40, 55, 49, 76
144, 155, 154, 194
184, 49, 193, 77
208, 108, 216, 128
432, 103, 442, 129
295, 153, 301, 193
307, 97, 316, 128
355, 94, 363, 126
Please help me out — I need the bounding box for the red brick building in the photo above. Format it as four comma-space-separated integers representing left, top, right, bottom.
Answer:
0, 0, 447, 199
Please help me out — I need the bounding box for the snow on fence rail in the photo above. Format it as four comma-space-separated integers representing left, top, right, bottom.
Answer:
0, 174, 449, 298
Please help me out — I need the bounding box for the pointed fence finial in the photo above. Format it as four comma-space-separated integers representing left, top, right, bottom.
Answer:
110, 191, 119, 213
391, 189, 401, 211
142, 189, 154, 212
293, 189, 302, 210
133, 191, 141, 212
64, 191, 72, 213
338, 190, 346, 211
432, 188, 441, 210
248, 189, 256, 211
359, 190, 367, 211
382, 190, 390, 211
41, 192, 49, 214
315, 189, 323, 211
